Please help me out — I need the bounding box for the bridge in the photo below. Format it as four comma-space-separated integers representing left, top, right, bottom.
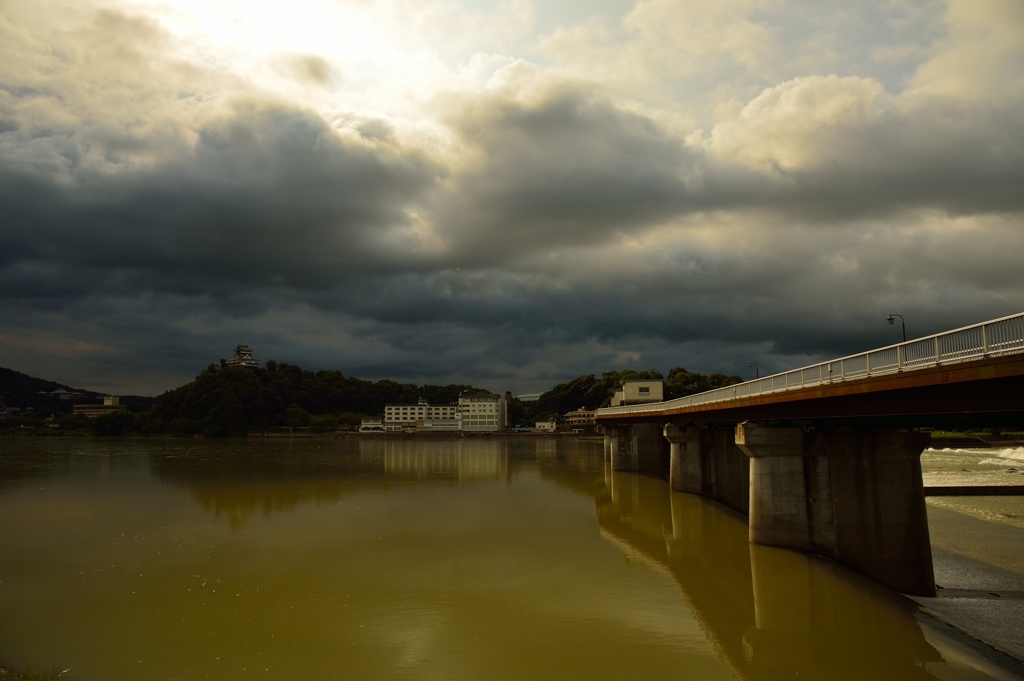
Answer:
595, 312, 1024, 596
596, 471, 948, 680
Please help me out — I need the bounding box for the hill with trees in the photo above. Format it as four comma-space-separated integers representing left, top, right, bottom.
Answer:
0, 366, 157, 415
133, 361, 487, 437
506, 367, 743, 426
3, 361, 744, 436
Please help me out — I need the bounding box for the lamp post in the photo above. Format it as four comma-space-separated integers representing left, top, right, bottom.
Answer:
887, 314, 906, 342
748, 362, 759, 379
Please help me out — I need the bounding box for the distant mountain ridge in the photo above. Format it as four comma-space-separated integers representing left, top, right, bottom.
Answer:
0, 366, 154, 413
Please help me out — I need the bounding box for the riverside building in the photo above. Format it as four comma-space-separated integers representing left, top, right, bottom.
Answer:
384, 398, 460, 432
565, 407, 596, 425
73, 395, 127, 418
458, 390, 505, 432
611, 380, 664, 407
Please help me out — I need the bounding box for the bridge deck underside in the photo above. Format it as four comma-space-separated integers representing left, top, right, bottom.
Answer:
597, 355, 1024, 427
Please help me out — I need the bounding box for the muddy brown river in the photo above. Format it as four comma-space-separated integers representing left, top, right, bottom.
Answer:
0, 437, 1019, 680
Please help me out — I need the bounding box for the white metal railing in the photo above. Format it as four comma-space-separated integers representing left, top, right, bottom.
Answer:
597, 312, 1024, 418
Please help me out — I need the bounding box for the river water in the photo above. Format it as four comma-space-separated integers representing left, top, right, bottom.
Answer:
0, 437, 1019, 681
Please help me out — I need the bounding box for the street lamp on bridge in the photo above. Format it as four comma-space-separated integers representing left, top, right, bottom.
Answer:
748, 362, 759, 379
887, 314, 906, 342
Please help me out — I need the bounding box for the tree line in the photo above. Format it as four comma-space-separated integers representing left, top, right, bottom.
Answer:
512, 367, 743, 424
3, 361, 742, 437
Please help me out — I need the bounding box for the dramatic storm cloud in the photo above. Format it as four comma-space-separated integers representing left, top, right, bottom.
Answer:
1, 0, 1023, 394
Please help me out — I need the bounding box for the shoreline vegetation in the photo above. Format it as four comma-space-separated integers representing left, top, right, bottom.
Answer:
1, 364, 742, 438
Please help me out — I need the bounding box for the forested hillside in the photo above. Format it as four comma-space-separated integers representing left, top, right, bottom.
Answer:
4, 361, 744, 436
0, 366, 100, 413
0, 366, 156, 414
134, 362, 487, 437
511, 367, 744, 424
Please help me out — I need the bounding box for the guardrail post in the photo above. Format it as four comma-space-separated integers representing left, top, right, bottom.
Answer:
934, 337, 941, 364
897, 345, 903, 371
840, 359, 845, 380
982, 324, 989, 355
865, 353, 871, 376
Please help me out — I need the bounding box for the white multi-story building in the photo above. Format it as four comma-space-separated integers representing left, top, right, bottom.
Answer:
381, 392, 506, 433
611, 380, 664, 406
384, 398, 460, 432
458, 390, 505, 432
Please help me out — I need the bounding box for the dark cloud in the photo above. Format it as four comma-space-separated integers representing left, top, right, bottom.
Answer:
431, 88, 703, 262
0, 104, 442, 299
1, 3, 1024, 395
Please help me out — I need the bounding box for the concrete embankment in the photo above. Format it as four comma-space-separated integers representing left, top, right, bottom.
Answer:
916, 447, 1024, 667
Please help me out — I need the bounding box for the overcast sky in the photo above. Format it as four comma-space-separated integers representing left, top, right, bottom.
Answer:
1, 0, 1022, 396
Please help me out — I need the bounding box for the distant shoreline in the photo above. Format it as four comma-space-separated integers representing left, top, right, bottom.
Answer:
247, 430, 604, 440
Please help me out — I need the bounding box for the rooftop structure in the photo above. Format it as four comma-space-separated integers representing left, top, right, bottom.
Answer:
516, 393, 542, 403
225, 344, 260, 369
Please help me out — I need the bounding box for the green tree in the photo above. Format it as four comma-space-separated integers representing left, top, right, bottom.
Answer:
284, 404, 312, 427
663, 367, 742, 400
92, 410, 135, 436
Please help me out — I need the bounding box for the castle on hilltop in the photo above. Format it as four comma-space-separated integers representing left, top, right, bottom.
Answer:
224, 344, 260, 369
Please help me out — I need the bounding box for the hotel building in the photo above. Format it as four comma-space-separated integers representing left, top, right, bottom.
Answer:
384, 398, 460, 432
73, 395, 128, 418
459, 390, 505, 432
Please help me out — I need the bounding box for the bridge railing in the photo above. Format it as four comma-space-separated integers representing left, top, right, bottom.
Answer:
597, 312, 1024, 418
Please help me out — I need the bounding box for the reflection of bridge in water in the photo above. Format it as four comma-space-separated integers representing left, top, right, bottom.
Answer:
594, 467, 999, 681
597, 313, 1024, 597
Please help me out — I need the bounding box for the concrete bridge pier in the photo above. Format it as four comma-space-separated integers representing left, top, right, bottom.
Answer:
664, 425, 750, 514
605, 424, 668, 473
605, 425, 636, 471
664, 425, 704, 495
736, 423, 935, 596
602, 428, 614, 462
632, 423, 670, 475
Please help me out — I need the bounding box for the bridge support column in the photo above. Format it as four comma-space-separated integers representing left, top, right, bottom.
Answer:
606, 426, 636, 472
664, 425, 703, 495
736, 423, 935, 596
632, 423, 670, 474
664, 425, 751, 514
735, 425, 827, 553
